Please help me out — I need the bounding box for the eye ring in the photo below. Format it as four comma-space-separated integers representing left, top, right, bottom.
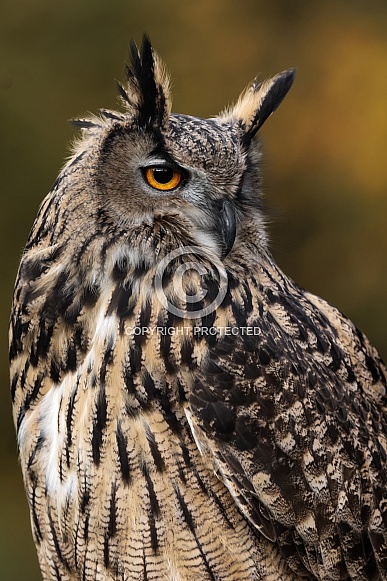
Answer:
143, 167, 182, 191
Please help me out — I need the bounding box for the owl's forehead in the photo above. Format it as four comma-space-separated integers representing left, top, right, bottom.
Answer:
165, 114, 244, 173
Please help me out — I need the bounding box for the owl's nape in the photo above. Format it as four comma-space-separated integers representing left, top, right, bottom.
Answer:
10, 37, 387, 581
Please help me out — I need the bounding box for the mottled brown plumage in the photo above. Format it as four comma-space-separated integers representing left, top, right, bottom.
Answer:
10, 37, 387, 580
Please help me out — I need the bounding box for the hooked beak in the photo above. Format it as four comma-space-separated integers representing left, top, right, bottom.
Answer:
217, 199, 236, 259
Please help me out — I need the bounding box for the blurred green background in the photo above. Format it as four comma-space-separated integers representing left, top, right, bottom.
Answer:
1, 1, 387, 578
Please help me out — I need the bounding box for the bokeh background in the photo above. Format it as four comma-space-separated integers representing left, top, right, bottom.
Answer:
1, 1, 387, 578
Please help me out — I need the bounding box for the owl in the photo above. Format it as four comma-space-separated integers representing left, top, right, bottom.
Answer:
9, 36, 387, 581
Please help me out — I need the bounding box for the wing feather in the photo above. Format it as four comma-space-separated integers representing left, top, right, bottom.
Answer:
189, 281, 387, 580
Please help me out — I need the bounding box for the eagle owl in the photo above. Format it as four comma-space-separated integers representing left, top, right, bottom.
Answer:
9, 37, 387, 581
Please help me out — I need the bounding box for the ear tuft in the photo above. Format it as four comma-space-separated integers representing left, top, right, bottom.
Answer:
220, 68, 296, 147
118, 35, 172, 129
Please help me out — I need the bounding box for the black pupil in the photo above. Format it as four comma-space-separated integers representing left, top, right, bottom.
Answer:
153, 167, 174, 184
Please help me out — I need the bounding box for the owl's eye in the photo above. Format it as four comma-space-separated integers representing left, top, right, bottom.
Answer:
143, 167, 182, 191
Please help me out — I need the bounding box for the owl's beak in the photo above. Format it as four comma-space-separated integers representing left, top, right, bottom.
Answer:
218, 199, 236, 259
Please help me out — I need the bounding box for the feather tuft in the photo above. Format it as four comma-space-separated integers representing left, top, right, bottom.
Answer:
220, 69, 296, 147
121, 35, 172, 129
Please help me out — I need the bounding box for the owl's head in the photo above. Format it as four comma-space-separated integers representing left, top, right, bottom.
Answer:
68, 37, 295, 264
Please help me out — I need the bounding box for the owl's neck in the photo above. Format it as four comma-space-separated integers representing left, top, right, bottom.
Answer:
13, 200, 286, 425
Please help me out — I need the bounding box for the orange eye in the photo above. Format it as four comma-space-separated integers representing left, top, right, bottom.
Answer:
144, 167, 182, 191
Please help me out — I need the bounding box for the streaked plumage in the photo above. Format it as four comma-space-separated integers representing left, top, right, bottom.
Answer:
9, 37, 387, 580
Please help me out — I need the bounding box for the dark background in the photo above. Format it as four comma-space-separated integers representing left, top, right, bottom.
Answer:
1, 1, 387, 578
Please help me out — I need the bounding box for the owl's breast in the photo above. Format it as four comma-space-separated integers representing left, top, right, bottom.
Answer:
23, 360, 285, 580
